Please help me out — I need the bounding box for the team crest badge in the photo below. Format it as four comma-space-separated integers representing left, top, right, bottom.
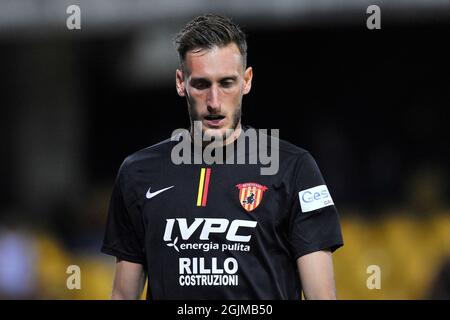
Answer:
236, 183, 268, 212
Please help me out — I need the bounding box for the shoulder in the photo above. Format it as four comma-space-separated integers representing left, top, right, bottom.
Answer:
119, 137, 177, 175
255, 127, 311, 160
278, 138, 310, 159
274, 138, 320, 179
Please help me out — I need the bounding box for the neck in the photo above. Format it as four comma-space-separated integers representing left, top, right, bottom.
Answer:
189, 121, 242, 148
223, 122, 242, 147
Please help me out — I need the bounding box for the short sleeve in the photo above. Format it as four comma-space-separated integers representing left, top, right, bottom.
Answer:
101, 162, 146, 264
288, 152, 344, 260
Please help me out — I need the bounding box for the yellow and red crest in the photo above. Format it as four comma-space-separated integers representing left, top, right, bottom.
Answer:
236, 183, 268, 212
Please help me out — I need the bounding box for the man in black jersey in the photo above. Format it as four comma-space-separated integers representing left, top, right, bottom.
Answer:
101, 14, 343, 300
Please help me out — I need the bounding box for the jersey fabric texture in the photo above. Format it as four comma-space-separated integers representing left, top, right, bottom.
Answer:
101, 127, 343, 299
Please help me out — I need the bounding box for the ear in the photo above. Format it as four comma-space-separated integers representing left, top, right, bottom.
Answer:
175, 69, 186, 97
243, 67, 253, 95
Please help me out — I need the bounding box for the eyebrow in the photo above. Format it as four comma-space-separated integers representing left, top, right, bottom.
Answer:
220, 76, 238, 82
190, 76, 238, 83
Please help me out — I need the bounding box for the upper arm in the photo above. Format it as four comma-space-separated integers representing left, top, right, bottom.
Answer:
111, 259, 146, 300
296, 250, 337, 300
286, 152, 343, 299
101, 165, 146, 264
288, 152, 344, 260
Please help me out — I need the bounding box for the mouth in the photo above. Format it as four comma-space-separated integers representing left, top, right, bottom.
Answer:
204, 114, 226, 127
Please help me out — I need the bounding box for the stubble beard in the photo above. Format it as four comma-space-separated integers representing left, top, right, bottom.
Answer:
188, 102, 242, 144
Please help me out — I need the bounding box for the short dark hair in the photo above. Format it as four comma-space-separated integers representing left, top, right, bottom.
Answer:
174, 14, 247, 71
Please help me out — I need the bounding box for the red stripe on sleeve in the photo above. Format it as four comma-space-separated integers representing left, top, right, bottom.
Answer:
201, 168, 211, 206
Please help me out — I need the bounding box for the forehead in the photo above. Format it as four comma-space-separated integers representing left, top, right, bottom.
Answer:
184, 43, 243, 78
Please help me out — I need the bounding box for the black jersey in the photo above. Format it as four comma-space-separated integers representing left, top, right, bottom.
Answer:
101, 128, 343, 299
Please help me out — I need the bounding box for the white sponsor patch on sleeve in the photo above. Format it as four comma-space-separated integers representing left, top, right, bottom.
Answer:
298, 184, 334, 213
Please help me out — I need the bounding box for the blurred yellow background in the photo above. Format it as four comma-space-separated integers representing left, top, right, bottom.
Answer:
2, 211, 448, 300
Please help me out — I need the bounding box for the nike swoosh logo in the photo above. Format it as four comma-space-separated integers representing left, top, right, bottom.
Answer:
146, 186, 174, 199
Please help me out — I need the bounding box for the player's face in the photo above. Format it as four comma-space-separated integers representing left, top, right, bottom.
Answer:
176, 43, 252, 142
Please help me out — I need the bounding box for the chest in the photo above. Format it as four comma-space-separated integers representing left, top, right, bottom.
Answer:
134, 164, 291, 244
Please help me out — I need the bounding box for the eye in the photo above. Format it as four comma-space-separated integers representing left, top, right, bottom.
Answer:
220, 80, 234, 88
191, 80, 210, 90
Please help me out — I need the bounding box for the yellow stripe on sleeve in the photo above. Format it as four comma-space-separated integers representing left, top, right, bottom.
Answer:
196, 168, 206, 206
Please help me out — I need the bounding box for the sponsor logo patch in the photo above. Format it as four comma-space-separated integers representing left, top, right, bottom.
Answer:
298, 184, 334, 213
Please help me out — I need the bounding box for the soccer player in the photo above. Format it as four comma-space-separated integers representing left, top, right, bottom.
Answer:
101, 14, 343, 300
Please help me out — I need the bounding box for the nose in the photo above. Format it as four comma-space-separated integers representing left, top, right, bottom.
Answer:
206, 84, 221, 113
